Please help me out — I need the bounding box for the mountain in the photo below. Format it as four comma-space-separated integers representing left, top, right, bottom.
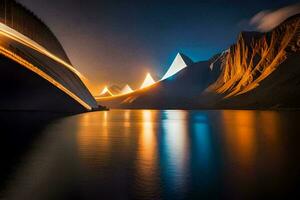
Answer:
140, 73, 156, 89
97, 14, 300, 109
99, 86, 113, 97
97, 54, 219, 108
161, 53, 194, 80
121, 84, 133, 94
98, 85, 121, 97
204, 14, 300, 109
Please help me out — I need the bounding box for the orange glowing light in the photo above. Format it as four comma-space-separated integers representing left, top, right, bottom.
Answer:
0, 46, 92, 110
221, 110, 256, 168
208, 18, 300, 98
0, 23, 86, 81
76, 112, 110, 169
100, 86, 114, 96
121, 84, 134, 94
136, 110, 158, 184
140, 73, 156, 89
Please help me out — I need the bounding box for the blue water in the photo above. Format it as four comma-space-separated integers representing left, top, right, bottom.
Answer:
0, 110, 299, 199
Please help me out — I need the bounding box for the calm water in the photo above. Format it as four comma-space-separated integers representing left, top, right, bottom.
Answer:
0, 109, 299, 200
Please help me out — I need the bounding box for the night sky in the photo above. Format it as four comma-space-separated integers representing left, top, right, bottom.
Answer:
18, 0, 299, 94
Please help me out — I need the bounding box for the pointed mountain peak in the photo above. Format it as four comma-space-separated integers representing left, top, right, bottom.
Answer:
121, 84, 134, 94
100, 86, 113, 96
177, 53, 193, 65
161, 53, 193, 80
100, 86, 109, 95
140, 73, 156, 89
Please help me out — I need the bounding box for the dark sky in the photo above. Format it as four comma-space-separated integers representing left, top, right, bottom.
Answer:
18, 0, 299, 94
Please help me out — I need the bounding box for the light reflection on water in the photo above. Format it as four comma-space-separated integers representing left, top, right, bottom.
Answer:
135, 110, 159, 199
160, 110, 189, 199
1, 109, 299, 200
221, 110, 257, 169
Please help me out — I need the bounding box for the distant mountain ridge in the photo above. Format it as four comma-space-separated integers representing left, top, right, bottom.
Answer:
98, 14, 300, 109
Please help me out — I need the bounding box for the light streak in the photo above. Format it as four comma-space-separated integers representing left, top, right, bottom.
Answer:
0, 46, 92, 110
0, 23, 86, 80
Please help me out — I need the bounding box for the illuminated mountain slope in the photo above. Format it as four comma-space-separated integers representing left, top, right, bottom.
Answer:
206, 14, 300, 109
211, 53, 300, 109
209, 22, 298, 97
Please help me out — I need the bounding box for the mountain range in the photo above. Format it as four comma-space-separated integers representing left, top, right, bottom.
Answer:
97, 14, 300, 110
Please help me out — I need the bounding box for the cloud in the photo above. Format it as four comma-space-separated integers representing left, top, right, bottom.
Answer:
250, 3, 300, 32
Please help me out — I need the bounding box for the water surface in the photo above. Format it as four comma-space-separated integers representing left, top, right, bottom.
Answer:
0, 110, 299, 199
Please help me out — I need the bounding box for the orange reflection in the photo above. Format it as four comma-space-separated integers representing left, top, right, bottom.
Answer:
222, 110, 282, 170
137, 110, 157, 173
259, 111, 280, 143
135, 110, 158, 196
222, 110, 256, 169
142, 110, 155, 153
258, 111, 282, 164
221, 110, 283, 193
76, 112, 110, 169
123, 110, 131, 128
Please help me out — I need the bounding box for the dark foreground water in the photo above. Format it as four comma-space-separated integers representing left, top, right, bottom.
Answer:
0, 109, 299, 200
